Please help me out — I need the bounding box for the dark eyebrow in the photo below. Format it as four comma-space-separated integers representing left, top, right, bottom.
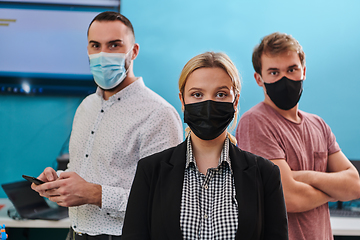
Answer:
266, 67, 279, 72
88, 39, 123, 45
88, 40, 100, 45
288, 64, 300, 69
108, 39, 123, 44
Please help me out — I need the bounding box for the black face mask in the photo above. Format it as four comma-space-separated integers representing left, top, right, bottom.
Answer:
184, 100, 235, 140
264, 76, 303, 110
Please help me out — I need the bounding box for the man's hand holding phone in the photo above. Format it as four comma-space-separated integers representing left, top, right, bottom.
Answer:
30, 167, 59, 198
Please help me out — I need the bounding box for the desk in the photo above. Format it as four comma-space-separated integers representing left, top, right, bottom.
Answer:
0, 198, 70, 229
331, 216, 360, 236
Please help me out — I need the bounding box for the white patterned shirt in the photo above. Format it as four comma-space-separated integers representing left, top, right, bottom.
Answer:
180, 134, 238, 239
67, 77, 183, 236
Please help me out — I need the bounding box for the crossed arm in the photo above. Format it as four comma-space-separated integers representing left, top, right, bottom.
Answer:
273, 151, 360, 213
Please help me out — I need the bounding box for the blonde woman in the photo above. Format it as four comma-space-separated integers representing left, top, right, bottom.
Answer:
122, 52, 288, 240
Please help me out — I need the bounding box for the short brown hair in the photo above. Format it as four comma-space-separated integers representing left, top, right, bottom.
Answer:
87, 11, 135, 42
252, 32, 305, 75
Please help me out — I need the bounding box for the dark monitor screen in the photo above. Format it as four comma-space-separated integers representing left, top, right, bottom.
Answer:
1, 180, 49, 217
0, 0, 120, 95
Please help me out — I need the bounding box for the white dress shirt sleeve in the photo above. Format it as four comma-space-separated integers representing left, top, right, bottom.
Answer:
101, 185, 130, 218
98, 105, 182, 216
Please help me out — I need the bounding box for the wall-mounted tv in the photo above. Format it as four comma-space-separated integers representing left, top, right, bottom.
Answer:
0, 0, 121, 95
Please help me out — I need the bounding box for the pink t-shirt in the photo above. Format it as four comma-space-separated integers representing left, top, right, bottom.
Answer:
236, 102, 340, 240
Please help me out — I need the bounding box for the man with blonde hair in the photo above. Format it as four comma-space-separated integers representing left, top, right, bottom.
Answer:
236, 32, 360, 240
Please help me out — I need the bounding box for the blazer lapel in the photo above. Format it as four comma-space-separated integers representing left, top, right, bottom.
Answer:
230, 144, 260, 240
160, 141, 187, 240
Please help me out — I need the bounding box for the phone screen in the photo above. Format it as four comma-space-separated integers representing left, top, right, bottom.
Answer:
22, 175, 45, 185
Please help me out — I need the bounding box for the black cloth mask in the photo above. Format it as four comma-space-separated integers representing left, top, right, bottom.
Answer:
264, 76, 303, 110
184, 100, 235, 140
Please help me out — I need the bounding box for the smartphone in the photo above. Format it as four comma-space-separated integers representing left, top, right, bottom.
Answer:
22, 175, 45, 185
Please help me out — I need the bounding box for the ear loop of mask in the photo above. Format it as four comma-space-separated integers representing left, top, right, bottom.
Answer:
123, 45, 134, 73
259, 74, 266, 84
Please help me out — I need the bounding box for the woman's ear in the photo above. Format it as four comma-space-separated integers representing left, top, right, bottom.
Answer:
179, 92, 185, 112
233, 93, 239, 110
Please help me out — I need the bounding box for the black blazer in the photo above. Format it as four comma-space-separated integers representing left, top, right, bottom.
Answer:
122, 141, 288, 240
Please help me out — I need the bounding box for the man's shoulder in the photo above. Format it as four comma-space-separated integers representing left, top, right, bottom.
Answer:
76, 92, 100, 110
140, 87, 171, 105
230, 143, 277, 173
133, 80, 175, 110
240, 102, 275, 122
299, 110, 326, 125
300, 109, 322, 120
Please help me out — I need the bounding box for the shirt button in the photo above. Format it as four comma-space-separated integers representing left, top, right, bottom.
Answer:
117, 98, 121, 101
204, 214, 208, 219
204, 185, 208, 189
100, 109, 104, 113
85, 154, 89, 157
91, 131, 94, 134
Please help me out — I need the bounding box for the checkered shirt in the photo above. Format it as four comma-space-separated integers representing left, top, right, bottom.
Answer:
180, 134, 238, 239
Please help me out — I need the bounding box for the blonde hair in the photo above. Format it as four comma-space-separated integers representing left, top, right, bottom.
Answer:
179, 52, 241, 144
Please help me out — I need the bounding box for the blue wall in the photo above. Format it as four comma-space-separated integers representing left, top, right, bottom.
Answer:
124, 0, 360, 158
1, 0, 360, 197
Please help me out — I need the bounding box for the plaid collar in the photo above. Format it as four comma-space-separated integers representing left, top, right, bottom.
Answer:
185, 132, 232, 173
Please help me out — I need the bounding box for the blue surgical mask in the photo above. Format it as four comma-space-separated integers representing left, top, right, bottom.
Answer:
89, 48, 132, 90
